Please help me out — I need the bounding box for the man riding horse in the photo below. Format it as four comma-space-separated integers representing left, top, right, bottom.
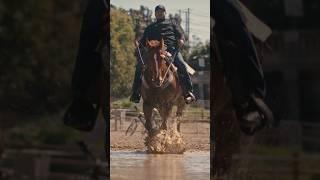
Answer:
130, 5, 196, 104
213, 0, 274, 135
64, 0, 107, 130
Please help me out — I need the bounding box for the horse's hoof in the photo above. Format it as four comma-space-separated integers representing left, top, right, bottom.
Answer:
237, 95, 274, 135
145, 130, 186, 154
148, 128, 160, 137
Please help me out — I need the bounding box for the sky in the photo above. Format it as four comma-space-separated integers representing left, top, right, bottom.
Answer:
110, 0, 210, 44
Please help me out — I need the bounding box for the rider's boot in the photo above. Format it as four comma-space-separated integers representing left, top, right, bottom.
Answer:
184, 79, 196, 104
177, 70, 196, 104
236, 94, 274, 135
171, 51, 196, 104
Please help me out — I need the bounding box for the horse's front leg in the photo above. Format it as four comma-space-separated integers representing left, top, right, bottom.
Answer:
176, 98, 186, 133
143, 103, 155, 134
159, 103, 173, 131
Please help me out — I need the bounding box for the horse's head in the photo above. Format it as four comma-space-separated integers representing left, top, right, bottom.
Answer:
143, 39, 169, 88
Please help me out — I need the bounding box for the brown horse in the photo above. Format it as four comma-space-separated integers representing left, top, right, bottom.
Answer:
140, 39, 185, 134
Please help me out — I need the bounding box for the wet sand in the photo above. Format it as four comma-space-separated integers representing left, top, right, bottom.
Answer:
111, 122, 210, 152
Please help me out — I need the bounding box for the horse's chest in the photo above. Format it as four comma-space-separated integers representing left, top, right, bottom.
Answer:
145, 88, 174, 104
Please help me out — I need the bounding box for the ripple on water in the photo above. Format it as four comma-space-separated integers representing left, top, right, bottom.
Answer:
110, 150, 210, 180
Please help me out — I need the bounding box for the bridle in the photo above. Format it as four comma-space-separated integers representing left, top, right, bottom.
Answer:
137, 41, 175, 89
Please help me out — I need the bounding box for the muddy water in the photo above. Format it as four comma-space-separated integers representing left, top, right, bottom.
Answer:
111, 150, 210, 180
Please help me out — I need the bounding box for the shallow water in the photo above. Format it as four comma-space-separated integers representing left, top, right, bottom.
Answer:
111, 150, 210, 180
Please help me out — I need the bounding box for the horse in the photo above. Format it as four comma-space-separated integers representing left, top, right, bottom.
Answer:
140, 39, 186, 136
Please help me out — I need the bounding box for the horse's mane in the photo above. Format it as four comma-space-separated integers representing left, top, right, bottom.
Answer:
147, 40, 166, 51
147, 40, 161, 48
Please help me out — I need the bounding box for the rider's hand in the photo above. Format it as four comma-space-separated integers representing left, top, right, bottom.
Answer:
178, 39, 184, 48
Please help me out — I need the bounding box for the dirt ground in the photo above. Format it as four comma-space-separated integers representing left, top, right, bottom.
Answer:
110, 121, 210, 152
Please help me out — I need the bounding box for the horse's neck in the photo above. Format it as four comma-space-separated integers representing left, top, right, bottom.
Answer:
141, 67, 176, 90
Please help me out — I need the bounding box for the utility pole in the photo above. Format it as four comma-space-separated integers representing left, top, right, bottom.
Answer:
179, 8, 190, 48
177, 8, 191, 52
186, 8, 190, 45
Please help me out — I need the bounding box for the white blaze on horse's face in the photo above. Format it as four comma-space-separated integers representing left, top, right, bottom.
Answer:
148, 50, 161, 86
153, 51, 164, 86
146, 40, 167, 87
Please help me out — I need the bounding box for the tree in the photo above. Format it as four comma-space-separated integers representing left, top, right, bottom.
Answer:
110, 7, 135, 98
0, 0, 83, 115
0, 0, 85, 147
188, 41, 210, 71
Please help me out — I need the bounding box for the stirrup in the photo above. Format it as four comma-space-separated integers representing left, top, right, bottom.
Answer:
237, 95, 274, 135
238, 110, 263, 135
184, 92, 196, 104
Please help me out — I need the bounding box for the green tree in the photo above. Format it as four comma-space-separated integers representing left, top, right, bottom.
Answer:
110, 7, 135, 98
0, 0, 83, 114
188, 41, 210, 71
0, 0, 93, 148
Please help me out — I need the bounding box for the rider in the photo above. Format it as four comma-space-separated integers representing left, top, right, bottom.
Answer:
64, 0, 107, 131
213, 0, 274, 134
130, 5, 196, 104
72, 0, 107, 102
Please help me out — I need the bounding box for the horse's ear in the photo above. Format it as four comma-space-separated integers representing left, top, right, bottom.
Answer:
160, 38, 164, 49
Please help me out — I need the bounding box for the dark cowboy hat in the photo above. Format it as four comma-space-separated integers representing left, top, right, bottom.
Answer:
155, 5, 166, 12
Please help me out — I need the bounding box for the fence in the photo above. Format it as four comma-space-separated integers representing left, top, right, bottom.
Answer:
110, 108, 210, 134
213, 120, 320, 180
222, 153, 320, 180
301, 122, 320, 152
0, 144, 108, 180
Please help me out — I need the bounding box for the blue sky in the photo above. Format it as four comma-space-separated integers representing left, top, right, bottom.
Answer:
110, 0, 210, 44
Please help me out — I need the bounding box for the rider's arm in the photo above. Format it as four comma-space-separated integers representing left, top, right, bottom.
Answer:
139, 26, 151, 48
173, 23, 185, 47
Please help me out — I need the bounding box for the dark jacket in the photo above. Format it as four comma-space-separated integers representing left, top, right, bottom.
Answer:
140, 19, 184, 49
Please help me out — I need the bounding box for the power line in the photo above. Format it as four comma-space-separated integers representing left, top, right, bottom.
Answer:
191, 12, 210, 18
190, 22, 209, 27
177, 8, 190, 46
177, 8, 210, 44
190, 28, 210, 33
190, 9, 210, 15
189, 17, 210, 22
190, 23, 210, 28
190, 25, 210, 29
186, 8, 190, 45
190, 24, 210, 29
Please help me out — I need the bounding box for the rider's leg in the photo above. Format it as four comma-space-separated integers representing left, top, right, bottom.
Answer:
215, 0, 265, 102
72, 0, 106, 100
173, 52, 196, 104
130, 61, 143, 103
214, 0, 273, 134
